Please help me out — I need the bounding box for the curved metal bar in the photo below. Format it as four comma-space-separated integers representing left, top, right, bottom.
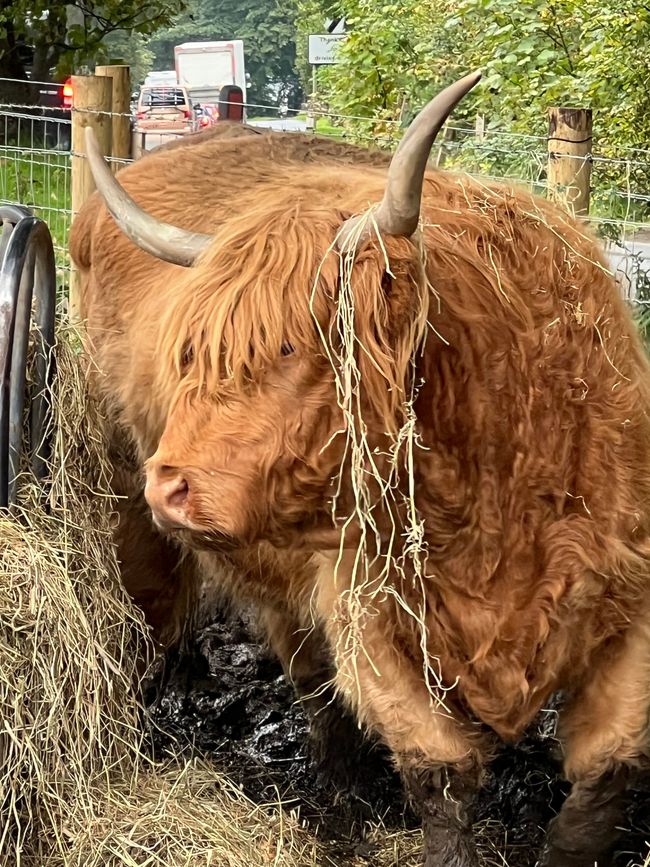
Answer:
10, 245, 37, 494
0, 205, 33, 224
0, 206, 33, 266
0, 214, 56, 508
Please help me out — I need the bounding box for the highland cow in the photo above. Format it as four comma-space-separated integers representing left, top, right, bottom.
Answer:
70, 72, 650, 866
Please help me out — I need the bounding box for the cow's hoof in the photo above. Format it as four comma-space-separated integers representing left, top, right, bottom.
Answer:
537, 842, 615, 867
308, 698, 397, 801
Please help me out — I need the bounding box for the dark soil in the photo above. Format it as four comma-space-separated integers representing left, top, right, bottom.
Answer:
144, 607, 650, 866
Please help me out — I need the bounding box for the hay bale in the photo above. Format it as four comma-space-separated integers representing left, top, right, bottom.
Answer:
0, 331, 320, 866
0, 332, 147, 864
49, 758, 320, 867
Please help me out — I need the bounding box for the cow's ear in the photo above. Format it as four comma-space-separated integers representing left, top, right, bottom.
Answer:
380, 259, 420, 335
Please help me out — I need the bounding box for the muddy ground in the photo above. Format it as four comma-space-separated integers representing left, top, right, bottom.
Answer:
146, 607, 650, 866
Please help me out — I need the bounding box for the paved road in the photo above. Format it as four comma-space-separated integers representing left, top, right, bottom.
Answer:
140, 131, 185, 150
607, 239, 650, 299
248, 117, 308, 133
138, 117, 308, 148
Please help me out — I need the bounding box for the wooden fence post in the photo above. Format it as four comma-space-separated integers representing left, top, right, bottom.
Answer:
547, 107, 592, 216
434, 123, 455, 168
70, 74, 113, 321
95, 64, 131, 169
131, 129, 145, 159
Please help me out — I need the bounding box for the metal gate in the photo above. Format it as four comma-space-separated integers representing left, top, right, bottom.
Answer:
0, 206, 57, 508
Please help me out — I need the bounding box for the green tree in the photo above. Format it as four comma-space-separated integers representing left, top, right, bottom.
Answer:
103, 31, 156, 88
146, 0, 303, 110
302, 0, 650, 216
296, 0, 479, 138
305, 0, 650, 140
0, 0, 184, 101
448, 0, 650, 145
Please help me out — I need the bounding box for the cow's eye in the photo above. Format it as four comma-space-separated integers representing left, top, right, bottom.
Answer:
181, 341, 194, 370
280, 341, 294, 357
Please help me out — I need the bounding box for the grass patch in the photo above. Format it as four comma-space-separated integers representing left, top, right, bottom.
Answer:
0, 144, 71, 292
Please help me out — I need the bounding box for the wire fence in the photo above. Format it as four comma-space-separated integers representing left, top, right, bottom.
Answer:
0, 76, 649, 303
0, 80, 72, 291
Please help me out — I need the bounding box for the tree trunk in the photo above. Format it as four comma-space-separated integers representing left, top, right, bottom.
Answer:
0, 20, 31, 145
31, 45, 53, 83
0, 16, 30, 105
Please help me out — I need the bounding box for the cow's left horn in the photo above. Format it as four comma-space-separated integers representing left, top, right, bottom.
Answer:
338, 71, 482, 248
84, 127, 213, 267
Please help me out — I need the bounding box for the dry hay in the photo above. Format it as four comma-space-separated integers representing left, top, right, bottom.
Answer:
0, 328, 321, 867
49, 758, 319, 867
350, 821, 524, 867
312, 210, 446, 708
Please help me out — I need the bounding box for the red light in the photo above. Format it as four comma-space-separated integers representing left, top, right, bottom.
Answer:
183, 109, 191, 119
62, 78, 73, 109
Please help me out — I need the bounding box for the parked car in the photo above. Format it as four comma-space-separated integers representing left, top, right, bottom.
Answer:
35, 77, 73, 150
135, 85, 196, 138
194, 102, 219, 128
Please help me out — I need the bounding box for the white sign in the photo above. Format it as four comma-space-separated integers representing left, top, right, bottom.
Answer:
308, 34, 346, 65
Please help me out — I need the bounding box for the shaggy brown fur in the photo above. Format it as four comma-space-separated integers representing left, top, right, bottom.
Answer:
70, 121, 650, 865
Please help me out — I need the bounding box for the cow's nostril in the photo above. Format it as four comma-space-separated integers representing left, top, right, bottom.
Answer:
167, 478, 189, 508
144, 466, 192, 531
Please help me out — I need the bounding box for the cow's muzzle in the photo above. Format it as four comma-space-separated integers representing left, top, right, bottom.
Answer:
144, 464, 192, 532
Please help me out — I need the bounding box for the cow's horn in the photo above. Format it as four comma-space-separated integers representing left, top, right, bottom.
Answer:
338, 71, 482, 248
84, 127, 213, 267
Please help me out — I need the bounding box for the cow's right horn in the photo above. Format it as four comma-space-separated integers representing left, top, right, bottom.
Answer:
84, 127, 212, 267
337, 70, 481, 250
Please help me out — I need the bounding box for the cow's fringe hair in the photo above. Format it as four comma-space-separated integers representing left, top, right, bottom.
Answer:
156, 200, 337, 399
154, 188, 456, 709
155, 196, 433, 436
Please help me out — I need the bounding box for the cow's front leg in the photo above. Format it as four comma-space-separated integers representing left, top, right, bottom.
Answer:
400, 756, 481, 867
313, 553, 487, 866
539, 613, 650, 867
538, 766, 627, 867
258, 603, 393, 796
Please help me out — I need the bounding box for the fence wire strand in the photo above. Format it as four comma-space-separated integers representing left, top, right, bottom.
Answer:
0, 78, 648, 300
